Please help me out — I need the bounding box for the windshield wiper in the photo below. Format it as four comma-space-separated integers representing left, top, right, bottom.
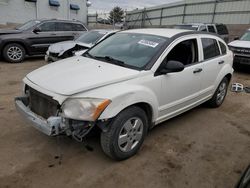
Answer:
83, 51, 94, 58
93, 56, 125, 66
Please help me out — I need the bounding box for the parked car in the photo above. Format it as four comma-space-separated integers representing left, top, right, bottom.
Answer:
45, 29, 118, 62
174, 23, 229, 43
228, 29, 250, 68
236, 165, 250, 188
15, 29, 233, 160
0, 19, 87, 63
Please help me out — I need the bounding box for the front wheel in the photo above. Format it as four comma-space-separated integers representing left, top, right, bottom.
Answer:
100, 106, 148, 160
207, 77, 229, 108
3, 43, 26, 63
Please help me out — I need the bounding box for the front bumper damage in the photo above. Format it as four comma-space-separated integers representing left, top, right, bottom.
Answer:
15, 96, 109, 141
15, 96, 62, 136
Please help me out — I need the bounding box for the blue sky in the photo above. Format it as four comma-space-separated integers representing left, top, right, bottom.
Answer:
88, 0, 181, 13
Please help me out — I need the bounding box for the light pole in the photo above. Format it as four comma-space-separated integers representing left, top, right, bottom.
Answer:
86, 0, 92, 25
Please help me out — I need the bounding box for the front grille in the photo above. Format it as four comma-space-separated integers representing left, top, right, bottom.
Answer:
234, 55, 250, 65
27, 87, 59, 119
231, 47, 250, 56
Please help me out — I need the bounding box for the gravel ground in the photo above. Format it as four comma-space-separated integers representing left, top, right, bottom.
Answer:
0, 58, 249, 188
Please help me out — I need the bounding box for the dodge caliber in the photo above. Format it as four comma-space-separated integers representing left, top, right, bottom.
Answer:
15, 29, 234, 160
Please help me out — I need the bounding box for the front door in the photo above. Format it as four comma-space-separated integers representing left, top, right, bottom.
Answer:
156, 37, 203, 123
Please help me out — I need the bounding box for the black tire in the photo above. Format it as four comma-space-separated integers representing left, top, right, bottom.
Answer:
207, 77, 229, 108
100, 106, 148, 160
3, 43, 26, 63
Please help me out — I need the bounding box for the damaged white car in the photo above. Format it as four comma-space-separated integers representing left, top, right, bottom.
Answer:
45, 29, 117, 62
15, 29, 233, 160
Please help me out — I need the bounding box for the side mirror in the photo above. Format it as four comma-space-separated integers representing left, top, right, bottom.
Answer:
33, 27, 41, 34
160, 60, 184, 74
234, 36, 240, 40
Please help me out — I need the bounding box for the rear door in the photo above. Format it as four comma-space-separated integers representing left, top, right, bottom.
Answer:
199, 36, 225, 98
55, 22, 86, 40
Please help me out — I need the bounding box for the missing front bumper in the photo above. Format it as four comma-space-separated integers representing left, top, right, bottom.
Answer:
15, 96, 61, 136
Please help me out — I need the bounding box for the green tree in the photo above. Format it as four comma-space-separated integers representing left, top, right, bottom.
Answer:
109, 6, 124, 23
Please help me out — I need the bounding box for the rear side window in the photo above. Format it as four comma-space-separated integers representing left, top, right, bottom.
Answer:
56, 23, 73, 31
207, 25, 216, 33
73, 24, 86, 31
219, 41, 227, 55
216, 25, 229, 35
202, 38, 220, 60
39, 22, 56, 32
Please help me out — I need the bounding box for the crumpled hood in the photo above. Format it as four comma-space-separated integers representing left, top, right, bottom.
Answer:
26, 56, 140, 96
49, 41, 92, 55
0, 29, 22, 35
228, 40, 250, 48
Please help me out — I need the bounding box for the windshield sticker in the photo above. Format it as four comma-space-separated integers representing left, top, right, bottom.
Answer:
138, 40, 159, 48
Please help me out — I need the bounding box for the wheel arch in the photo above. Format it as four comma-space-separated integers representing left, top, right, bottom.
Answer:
2, 40, 29, 55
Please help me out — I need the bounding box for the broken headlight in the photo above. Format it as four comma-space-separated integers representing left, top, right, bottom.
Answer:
61, 98, 111, 121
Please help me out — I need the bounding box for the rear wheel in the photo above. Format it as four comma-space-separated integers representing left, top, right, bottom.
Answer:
207, 77, 229, 108
100, 106, 148, 160
3, 43, 25, 63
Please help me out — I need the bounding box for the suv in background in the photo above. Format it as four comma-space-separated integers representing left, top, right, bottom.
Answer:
228, 29, 250, 69
0, 19, 87, 63
174, 23, 229, 43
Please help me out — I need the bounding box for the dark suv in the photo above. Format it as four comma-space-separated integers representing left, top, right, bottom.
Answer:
0, 19, 87, 63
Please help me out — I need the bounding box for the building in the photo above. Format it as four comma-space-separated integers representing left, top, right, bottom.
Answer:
0, 0, 89, 25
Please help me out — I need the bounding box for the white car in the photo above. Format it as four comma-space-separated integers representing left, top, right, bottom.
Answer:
228, 29, 250, 68
45, 29, 118, 62
15, 29, 233, 160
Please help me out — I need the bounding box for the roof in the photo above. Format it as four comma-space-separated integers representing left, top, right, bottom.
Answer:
121, 28, 190, 38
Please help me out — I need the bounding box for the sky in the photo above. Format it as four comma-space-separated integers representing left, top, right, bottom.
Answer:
88, 0, 182, 14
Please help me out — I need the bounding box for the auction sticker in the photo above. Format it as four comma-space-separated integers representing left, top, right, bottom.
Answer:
138, 40, 159, 48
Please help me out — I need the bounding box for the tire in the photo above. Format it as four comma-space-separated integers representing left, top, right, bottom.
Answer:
100, 106, 148, 160
207, 77, 229, 108
3, 43, 26, 63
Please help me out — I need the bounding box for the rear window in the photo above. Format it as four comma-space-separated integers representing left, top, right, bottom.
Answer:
216, 24, 229, 35
202, 38, 220, 60
219, 41, 227, 55
207, 25, 216, 33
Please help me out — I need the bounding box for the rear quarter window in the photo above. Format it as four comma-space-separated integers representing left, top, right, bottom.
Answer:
73, 24, 86, 31
202, 38, 220, 60
219, 41, 227, 55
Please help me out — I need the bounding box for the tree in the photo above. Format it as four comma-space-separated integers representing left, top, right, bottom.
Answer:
109, 6, 124, 23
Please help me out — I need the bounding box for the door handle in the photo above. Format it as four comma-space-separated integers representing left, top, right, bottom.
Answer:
218, 60, 225, 65
193, 68, 203, 74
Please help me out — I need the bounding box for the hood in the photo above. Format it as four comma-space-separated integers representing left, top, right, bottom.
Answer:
26, 56, 140, 96
49, 41, 92, 55
0, 29, 22, 35
228, 40, 250, 48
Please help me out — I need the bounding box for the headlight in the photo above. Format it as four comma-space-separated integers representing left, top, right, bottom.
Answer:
61, 98, 111, 121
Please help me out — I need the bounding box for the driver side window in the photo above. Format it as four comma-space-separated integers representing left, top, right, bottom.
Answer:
166, 39, 199, 66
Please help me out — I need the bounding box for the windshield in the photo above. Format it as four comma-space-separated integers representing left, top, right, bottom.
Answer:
86, 33, 168, 69
77, 31, 107, 44
240, 31, 250, 41
174, 25, 198, 31
16, 20, 40, 30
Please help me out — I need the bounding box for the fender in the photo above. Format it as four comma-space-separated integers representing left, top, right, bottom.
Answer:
0, 38, 30, 54
98, 84, 159, 122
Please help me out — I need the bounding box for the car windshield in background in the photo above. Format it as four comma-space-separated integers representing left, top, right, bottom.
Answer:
77, 31, 107, 44
240, 31, 250, 41
16, 20, 40, 31
86, 33, 168, 69
174, 25, 198, 31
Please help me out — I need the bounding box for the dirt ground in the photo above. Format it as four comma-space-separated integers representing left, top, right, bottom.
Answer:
0, 58, 249, 188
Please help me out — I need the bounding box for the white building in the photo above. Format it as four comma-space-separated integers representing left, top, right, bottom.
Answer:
0, 0, 89, 25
